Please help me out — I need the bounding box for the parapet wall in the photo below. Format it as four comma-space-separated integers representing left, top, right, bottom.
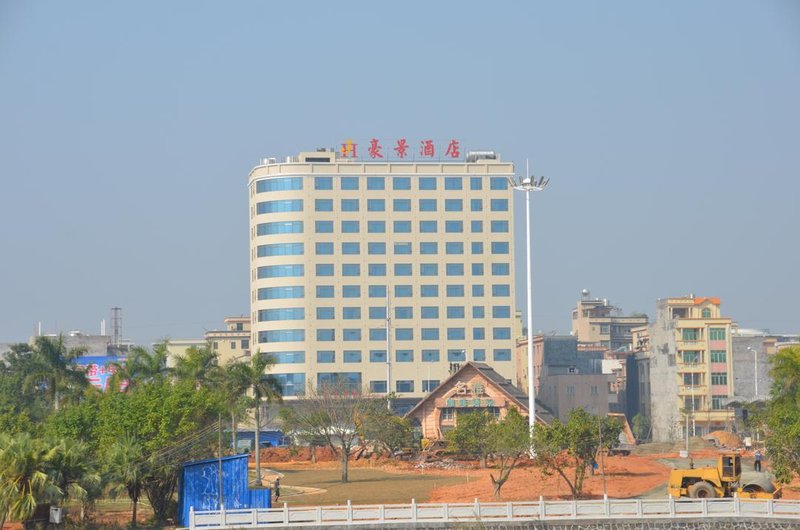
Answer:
286, 519, 800, 530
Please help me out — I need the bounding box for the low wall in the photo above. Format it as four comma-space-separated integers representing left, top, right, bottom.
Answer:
282, 519, 800, 530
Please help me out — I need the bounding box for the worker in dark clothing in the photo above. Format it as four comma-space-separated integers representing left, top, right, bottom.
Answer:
273, 477, 281, 502
754, 450, 763, 472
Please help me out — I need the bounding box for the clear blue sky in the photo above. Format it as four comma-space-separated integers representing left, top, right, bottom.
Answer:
1, 1, 798, 345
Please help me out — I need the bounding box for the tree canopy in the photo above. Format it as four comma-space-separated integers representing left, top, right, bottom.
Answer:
764, 346, 800, 484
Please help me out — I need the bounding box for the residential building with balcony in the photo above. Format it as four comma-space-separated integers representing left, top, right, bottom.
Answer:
571, 290, 648, 351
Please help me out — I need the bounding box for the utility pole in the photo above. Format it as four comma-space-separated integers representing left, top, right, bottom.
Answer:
385, 289, 392, 411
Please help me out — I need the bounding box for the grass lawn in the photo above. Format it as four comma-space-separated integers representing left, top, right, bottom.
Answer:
271, 466, 471, 506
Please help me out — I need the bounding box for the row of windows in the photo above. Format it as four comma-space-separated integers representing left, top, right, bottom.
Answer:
257, 221, 303, 235
315, 305, 511, 320
313, 240, 507, 256
257, 284, 511, 300
311, 198, 509, 213
256, 177, 303, 193
258, 308, 305, 321
257, 264, 304, 278
316, 348, 510, 363
314, 327, 511, 342
256, 199, 303, 214
681, 328, 728, 341
311, 176, 508, 191
257, 243, 304, 257
309, 262, 510, 277
312, 218, 507, 235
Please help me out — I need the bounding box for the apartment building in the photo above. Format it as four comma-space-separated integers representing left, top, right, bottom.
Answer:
248, 148, 518, 408
571, 290, 648, 351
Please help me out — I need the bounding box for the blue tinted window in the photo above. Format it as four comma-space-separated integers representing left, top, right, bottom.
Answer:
421, 306, 439, 318
268, 351, 305, 364
369, 350, 387, 362
368, 264, 386, 276
471, 242, 484, 254
367, 176, 385, 190
472, 263, 484, 276
341, 176, 359, 190
394, 263, 412, 276
258, 264, 304, 278
257, 199, 303, 214
393, 199, 411, 212
473, 349, 486, 361
342, 285, 361, 298
315, 221, 333, 233
493, 306, 511, 318
256, 177, 302, 193
370, 328, 387, 341
343, 307, 361, 319
370, 380, 387, 392
419, 177, 436, 190
447, 328, 465, 340
368, 285, 387, 298
272, 373, 305, 396
446, 242, 464, 255
316, 285, 334, 298
471, 220, 483, 233
423, 380, 440, 392
444, 199, 463, 212
491, 242, 509, 254
420, 263, 438, 276
341, 198, 359, 211
492, 263, 510, 276
344, 350, 362, 362
258, 329, 305, 343
341, 220, 359, 233
258, 243, 304, 257
419, 199, 437, 212
492, 284, 510, 296
315, 199, 333, 212
315, 242, 334, 255
395, 328, 413, 341
422, 349, 440, 362
493, 327, 512, 340
446, 284, 465, 297
396, 350, 413, 362
258, 308, 304, 321
444, 177, 462, 190
394, 285, 412, 298
472, 284, 485, 296
490, 177, 508, 190
368, 242, 386, 255
368, 220, 385, 233
491, 220, 509, 233
448, 349, 466, 362
421, 328, 439, 340
342, 242, 360, 255
258, 221, 303, 235
470, 199, 483, 212
473, 306, 485, 318
395, 306, 413, 319
315, 177, 333, 190
258, 286, 304, 300
490, 199, 509, 211
473, 327, 485, 340
342, 264, 360, 276
317, 350, 335, 363
420, 242, 438, 255
445, 220, 463, 233
317, 329, 335, 341
316, 264, 334, 276
394, 242, 412, 255
369, 306, 387, 319
316, 307, 334, 320
447, 306, 465, 319
493, 348, 512, 361
396, 380, 414, 393
343, 329, 362, 341
446, 263, 464, 276
394, 220, 411, 233
367, 198, 385, 211
393, 177, 411, 190
317, 372, 361, 392
420, 285, 439, 297
420, 220, 438, 233
470, 177, 482, 190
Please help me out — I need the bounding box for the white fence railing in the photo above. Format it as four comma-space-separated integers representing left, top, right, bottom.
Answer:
187, 497, 800, 529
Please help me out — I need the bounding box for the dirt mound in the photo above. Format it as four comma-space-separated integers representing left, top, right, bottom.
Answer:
250, 446, 340, 463
705, 430, 742, 448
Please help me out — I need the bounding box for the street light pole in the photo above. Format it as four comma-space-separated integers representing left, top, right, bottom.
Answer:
747, 346, 758, 400
509, 164, 549, 443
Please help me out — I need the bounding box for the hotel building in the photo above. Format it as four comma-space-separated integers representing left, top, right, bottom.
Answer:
248, 149, 518, 408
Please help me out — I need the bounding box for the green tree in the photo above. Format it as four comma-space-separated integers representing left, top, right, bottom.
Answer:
23, 336, 89, 411
227, 353, 282, 485
105, 435, 146, 527
47, 438, 101, 521
360, 401, 415, 455
765, 346, 800, 483
445, 411, 494, 468
531, 409, 622, 499
108, 343, 170, 392
632, 413, 651, 441
0, 433, 61, 528
172, 343, 220, 388
488, 408, 531, 498
219, 361, 256, 454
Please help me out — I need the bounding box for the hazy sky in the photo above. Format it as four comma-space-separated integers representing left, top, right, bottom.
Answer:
1, 1, 798, 345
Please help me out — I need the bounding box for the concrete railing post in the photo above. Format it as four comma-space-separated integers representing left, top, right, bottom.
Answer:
507, 501, 513, 519
347, 500, 353, 523
443, 502, 449, 522
636, 499, 643, 517
379, 504, 385, 523
734, 492, 740, 516
474, 498, 481, 520
283, 502, 289, 524
539, 496, 545, 519
412, 499, 418, 522
189, 507, 195, 530
315, 505, 321, 523
571, 499, 577, 518
669, 495, 675, 517
768, 498, 774, 517
604, 494, 610, 517
221, 504, 226, 527
701, 498, 708, 517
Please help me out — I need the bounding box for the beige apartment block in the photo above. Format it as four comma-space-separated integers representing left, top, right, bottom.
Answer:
571, 290, 648, 351
166, 316, 251, 366
248, 150, 518, 407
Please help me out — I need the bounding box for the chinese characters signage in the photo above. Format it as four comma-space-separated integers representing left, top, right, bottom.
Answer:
339, 138, 462, 161
75, 356, 126, 391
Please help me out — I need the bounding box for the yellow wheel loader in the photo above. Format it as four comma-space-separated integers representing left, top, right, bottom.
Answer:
668, 452, 780, 499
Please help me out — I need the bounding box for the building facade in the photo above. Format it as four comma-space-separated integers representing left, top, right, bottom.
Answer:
248, 150, 518, 406
571, 291, 648, 351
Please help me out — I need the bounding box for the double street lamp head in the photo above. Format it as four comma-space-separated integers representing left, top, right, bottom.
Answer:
509, 175, 550, 192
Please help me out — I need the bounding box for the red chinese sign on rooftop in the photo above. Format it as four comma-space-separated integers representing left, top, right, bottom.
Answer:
339, 138, 462, 161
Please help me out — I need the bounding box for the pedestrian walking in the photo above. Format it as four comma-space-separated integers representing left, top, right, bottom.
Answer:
754, 450, 763, 472
274, 477, 281, 502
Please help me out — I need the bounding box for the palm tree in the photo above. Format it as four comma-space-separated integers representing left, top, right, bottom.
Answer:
0, 433, 61, 529
23, 336, 88, 411
47, 438, 101, 522
105, 435, 146, 528
770, 346, 800, 403
220, 363, 255, 454
227, 353, 282, 485
109, 343, 170, 392
172, 343, 220, 388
